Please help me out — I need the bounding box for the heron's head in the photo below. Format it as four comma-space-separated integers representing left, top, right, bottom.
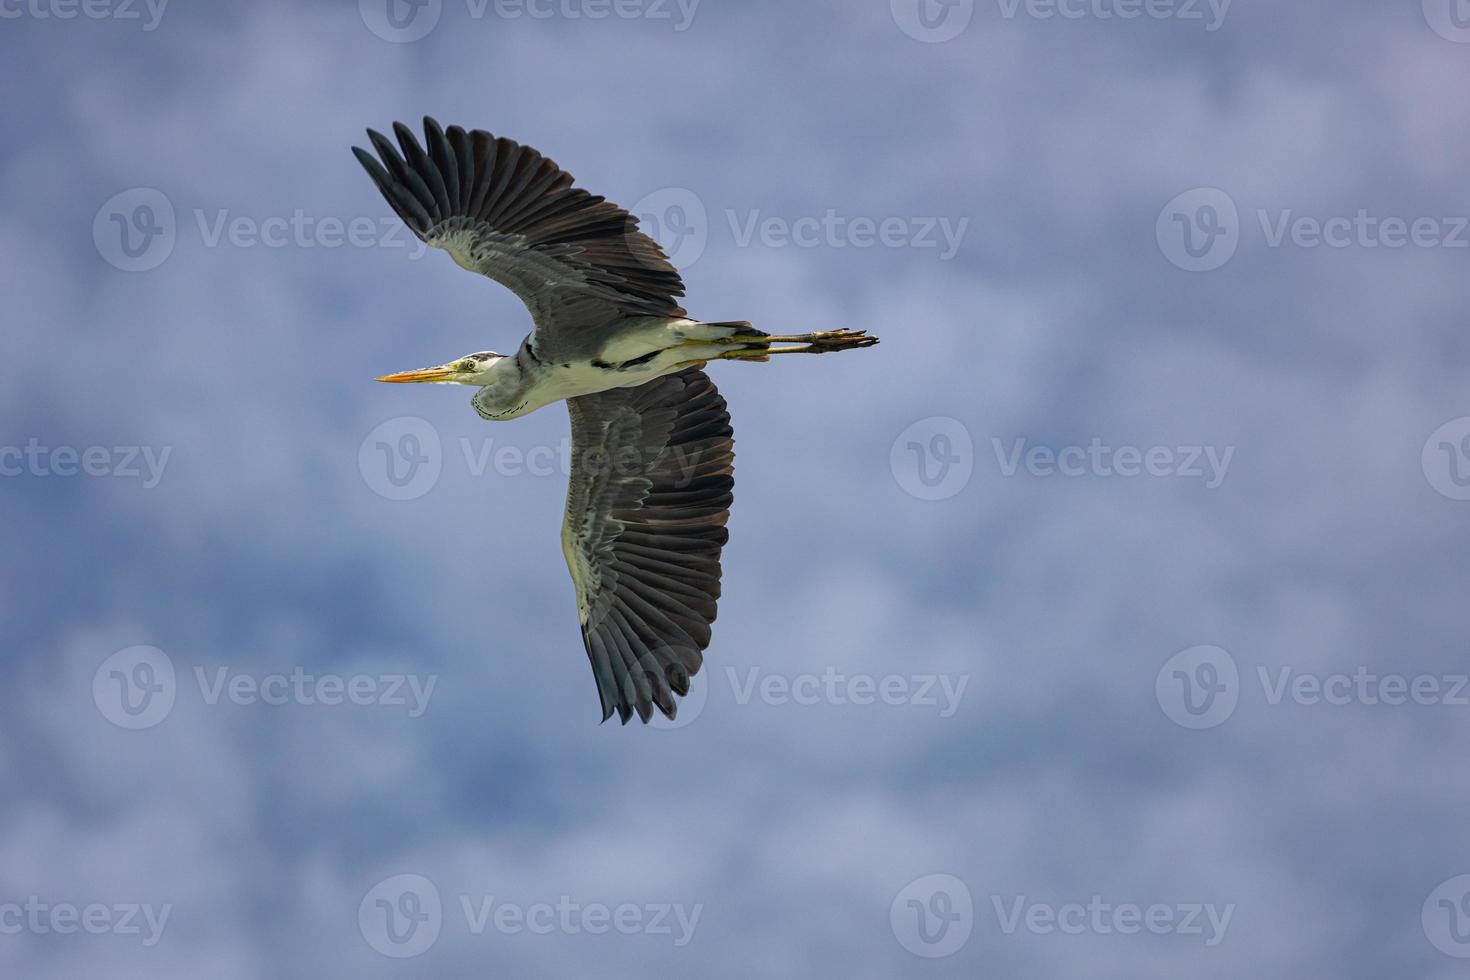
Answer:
375, 352, 507, 386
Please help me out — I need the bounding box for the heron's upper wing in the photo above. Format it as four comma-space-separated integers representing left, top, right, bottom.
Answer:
563, 369, 733, 724
353, 117, 687, 360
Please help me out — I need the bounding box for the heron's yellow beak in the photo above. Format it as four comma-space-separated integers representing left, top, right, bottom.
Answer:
375, 366, 458, 383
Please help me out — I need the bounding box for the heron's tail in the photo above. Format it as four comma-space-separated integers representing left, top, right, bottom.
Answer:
699, 320, 768, 340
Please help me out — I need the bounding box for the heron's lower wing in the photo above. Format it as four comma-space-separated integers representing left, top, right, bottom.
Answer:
352, 117, 687, 361
562, 369, 734, 724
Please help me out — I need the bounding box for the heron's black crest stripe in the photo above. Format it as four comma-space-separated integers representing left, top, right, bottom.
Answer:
564, 368, 734, 725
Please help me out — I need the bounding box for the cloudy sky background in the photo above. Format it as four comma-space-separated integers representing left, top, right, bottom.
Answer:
3, 0, 1470, 975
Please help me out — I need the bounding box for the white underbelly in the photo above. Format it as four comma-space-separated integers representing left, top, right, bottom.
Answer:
545, 348, 703, 402
518, 318, 750, 415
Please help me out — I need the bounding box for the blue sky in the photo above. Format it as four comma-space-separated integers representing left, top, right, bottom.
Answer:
4, 0, 1470, 975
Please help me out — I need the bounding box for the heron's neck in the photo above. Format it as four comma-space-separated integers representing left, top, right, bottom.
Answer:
471, 343, 541, 419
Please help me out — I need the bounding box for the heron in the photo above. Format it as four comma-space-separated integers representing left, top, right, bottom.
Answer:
354, 117, 877, 724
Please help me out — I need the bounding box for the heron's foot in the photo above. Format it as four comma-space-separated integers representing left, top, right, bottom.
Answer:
757, 329, 879, 355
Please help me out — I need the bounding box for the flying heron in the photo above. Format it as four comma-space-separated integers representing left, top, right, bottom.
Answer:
354, 117, 877, 724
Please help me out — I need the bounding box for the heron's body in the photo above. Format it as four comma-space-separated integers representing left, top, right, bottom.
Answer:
355, 117, 877, 724
465, 317, 768, 420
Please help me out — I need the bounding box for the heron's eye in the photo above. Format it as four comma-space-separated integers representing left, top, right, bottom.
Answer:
457, 360, 476, 372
